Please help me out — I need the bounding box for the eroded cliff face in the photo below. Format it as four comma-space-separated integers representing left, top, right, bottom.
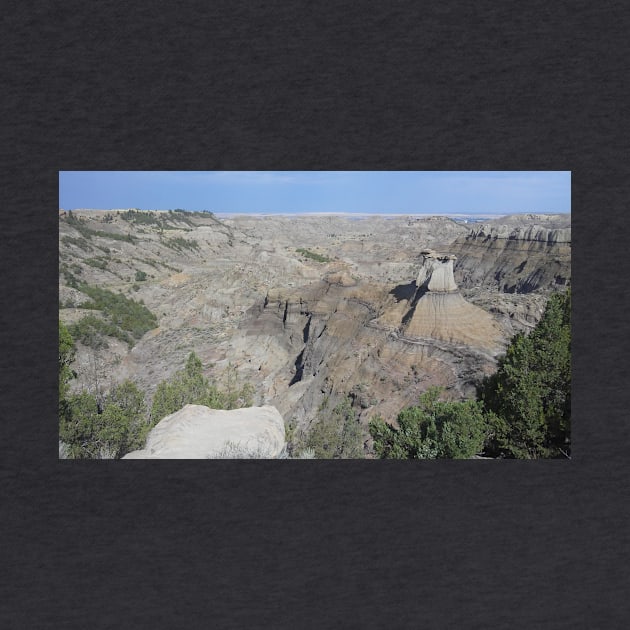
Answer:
404, 292, 504, 351
223, 250, 509, 437
451, 221, 571, 293
380, 250, 506, 354
59, 211, 567, 453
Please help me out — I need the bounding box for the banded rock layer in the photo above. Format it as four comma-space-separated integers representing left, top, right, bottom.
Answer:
404, 291, 504, 353
452, 222, 571, 293
380, 250, 505, 355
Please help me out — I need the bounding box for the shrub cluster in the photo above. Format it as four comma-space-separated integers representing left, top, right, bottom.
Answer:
59, 262, 82, 287
60, 380, 150, 459
65, 281, 157, 348
120, 209, 164, 227
61, 235, 93, 252
150, 355, 253, 423
59, 320, 149, 458
370, 389, 490, 459
296, 248, 331, 263
68, 314, 133, 349
58, 328, 254, 459
302, 396, 363, 459
161, 236, 200, 252
168, 209, 197, 227
65, 211, 137, 243
85, 257, 108, 270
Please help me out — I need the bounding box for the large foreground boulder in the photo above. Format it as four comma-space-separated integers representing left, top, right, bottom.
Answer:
123, 404, 286, 459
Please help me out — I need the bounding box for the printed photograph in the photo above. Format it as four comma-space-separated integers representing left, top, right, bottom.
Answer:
58, 171, 571, 459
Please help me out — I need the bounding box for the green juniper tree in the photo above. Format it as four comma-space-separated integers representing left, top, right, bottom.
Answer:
479, 289, 571, 458
97, 380, 149, 457
150, 352, 254, 424
60, 390, 101, 458
306, 396, 363, 459
369, 387, 489, 459
59, 320, 76, 414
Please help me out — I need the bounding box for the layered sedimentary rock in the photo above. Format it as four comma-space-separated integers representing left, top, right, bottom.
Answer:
451, 222, 571, 293
122, 404, 286, 459
404, 291, 504, 352
402, 251, 504, 353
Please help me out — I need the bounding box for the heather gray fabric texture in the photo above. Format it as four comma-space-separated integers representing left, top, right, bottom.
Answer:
3, 1, 628, 627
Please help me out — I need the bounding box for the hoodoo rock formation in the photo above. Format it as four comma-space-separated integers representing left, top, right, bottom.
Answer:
122, 404, 286, 459
380, 250, 505, 354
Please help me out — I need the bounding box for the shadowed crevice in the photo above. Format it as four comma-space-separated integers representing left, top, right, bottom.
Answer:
389, 281, 416, 302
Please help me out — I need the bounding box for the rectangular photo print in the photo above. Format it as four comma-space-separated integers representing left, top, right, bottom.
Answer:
58, 171, 571, 459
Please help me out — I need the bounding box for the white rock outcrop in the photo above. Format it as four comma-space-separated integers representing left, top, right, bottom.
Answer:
123, 404, 286, 459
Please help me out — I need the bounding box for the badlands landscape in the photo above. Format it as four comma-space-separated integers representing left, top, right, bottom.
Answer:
58, 209, 571, 458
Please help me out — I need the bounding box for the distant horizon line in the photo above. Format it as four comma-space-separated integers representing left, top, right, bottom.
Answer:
60, 208, 570, 217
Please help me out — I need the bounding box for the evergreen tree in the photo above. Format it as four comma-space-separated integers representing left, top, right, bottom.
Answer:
370, 387, 489, 459
59, 320, 76, 408
98, 380, 149, 457
60, 380, 148, 459
479, 289, 571, 458
58, 323, 149, 458
59, 390, 100, 458
307, 396, 363, 459
150, 352, 211, 422
150, 352, 253, 424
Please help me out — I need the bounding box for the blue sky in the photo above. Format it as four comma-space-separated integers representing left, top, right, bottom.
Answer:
59, 171, 571, 215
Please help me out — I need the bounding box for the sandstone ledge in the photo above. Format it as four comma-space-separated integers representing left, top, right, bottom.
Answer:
123, 404, 286, 459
